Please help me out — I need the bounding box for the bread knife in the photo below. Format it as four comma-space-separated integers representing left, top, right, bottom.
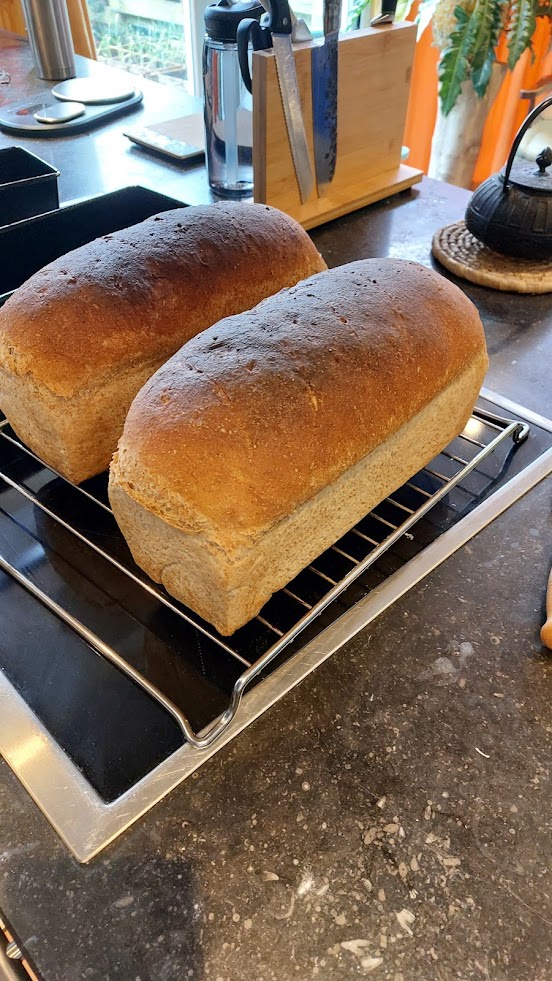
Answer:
267, 0, 315, 203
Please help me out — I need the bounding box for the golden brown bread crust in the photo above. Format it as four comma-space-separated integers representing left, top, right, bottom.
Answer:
0, 202, 326, 482
0, 202, 326, 399
111, 258, 488, 552
109, 359, 486, 634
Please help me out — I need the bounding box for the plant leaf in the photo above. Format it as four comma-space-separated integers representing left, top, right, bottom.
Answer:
470, 0, 506, 97
438, 5, 479, 115
395, 0, 417, 20
346, 0, 369, 30
507, 0, 537, 70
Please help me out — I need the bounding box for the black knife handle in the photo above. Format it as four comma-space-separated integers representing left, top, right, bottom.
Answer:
381, 0, 398, 14
323, 0, 342, 36
265, 0, 293, 36
237, 18, 272, 95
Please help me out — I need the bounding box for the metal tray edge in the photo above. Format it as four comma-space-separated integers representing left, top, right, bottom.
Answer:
1, 430, 551, 862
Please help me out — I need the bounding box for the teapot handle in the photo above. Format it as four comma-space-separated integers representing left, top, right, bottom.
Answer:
503, 94, 552, 192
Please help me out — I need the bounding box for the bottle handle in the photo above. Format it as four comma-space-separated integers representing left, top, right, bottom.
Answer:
237, 18, 272, 95
503, 94, 552, 192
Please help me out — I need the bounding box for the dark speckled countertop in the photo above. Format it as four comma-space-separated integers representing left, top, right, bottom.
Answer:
1, 32, 552, 981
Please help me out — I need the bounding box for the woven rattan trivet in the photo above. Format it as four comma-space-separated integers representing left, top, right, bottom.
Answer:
432, 220, 552, 293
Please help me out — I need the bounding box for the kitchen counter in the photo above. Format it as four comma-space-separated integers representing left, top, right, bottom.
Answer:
0, 31, 216, 208
1, 32, 551, 981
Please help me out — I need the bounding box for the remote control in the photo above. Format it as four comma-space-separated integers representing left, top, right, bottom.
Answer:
124, 126, 204, 162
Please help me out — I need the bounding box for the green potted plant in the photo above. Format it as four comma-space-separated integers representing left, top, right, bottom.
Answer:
349, 0, 552, 187
427, 0, 552, 185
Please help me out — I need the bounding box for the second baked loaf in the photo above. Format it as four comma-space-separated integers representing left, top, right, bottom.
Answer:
0, 202, 326, 482
109, 258, 488, 635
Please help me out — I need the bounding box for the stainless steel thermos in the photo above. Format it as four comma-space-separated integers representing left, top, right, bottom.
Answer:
21, 0, 76, 81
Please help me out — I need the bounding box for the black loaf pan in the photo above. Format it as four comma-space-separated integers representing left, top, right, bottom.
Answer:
0, 184, 186, 306
0, 146, 60, 228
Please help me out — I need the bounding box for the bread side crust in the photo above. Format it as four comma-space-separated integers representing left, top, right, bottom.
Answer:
113, 259, 488, 546
0, 203, 326, 481
109, 355, 486, 635
0, 358, 163, 482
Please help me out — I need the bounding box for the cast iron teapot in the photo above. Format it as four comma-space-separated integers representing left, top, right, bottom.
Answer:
465, 95, 552, 260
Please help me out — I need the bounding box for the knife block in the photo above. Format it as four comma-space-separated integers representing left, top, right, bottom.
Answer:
252, 22, 422, 229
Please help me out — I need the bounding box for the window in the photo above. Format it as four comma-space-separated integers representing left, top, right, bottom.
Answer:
87, 0, 351, 98
88, 0, 189, 89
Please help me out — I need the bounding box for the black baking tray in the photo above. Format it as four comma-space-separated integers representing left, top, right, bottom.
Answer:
0, 184, 185, 305
0, 399, 551, 803
0, 146, 60, 227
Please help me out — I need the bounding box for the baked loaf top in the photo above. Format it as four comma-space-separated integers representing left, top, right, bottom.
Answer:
112, 259, 487, 550
0, 202, 326, 399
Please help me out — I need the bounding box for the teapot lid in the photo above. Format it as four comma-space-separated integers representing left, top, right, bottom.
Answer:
506, 147, 552, 194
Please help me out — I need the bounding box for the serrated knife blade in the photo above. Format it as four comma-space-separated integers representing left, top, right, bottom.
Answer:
271, 35, 314, 203
267, 0, 314, 204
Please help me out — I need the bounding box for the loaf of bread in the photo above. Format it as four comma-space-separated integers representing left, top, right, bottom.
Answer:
0, 202, 326, 483
109, 259, 488, 636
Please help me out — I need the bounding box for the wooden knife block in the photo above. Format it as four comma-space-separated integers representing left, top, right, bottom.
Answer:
252, 22, 422, 229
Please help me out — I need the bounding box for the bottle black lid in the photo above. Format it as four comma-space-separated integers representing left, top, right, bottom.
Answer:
204, 0, 264, 42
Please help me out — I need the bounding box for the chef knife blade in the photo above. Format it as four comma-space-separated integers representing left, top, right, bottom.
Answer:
268, 0, 314, 203
371, 0, 398, 27
311, 0, 341, 194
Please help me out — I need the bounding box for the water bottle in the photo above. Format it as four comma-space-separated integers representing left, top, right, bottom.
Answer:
203, 0, 264, 197
21, 0, 76, 81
